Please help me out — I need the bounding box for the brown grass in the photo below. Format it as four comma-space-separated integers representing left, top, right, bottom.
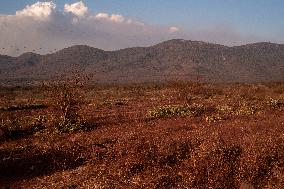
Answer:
0, 82, 283, 188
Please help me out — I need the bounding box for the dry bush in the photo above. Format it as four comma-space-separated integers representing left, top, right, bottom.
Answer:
191, 84, 224, 99
1, 82, 284, 188
0, 113, 47, 141
89, 126, 284, 189
45, 75, 90, 133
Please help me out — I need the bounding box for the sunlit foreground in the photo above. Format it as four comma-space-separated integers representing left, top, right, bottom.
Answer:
0, 82, 283, 188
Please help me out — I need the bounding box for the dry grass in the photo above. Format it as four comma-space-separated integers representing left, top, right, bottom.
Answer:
0, 82, 283, 188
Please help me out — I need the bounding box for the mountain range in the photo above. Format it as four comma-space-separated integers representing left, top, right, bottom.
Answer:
1, 39, 284, 84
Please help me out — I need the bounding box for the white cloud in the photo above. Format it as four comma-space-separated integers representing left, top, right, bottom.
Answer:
95, 13, 109, 20
0, 1, 267, 56
110, 14, 124, 23
95, 13, 124, 23
94, 12, 145, 26
64, 1, 88, 17
169, 26, 180, 33
15, 1, 56, 20
0, 2, 162, 56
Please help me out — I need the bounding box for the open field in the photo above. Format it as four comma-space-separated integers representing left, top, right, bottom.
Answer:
0, 82, 284, 188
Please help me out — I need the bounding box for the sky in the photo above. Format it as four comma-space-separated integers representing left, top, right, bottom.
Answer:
0, 0, 284, 56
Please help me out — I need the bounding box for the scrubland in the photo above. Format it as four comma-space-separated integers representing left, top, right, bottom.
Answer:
0, 82, 284, 188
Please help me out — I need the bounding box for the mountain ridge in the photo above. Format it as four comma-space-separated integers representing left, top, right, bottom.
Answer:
3, 39, 284, 58
1, 39, 284, 84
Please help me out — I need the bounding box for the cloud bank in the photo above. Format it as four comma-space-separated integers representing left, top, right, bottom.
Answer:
0, 1, 266, 56
64, 1, 88, 17
15, 1, 56, 20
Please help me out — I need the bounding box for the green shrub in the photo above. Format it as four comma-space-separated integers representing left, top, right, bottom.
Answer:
149, 105, 190, 118
217, 104, 256, 116
54, 116, 87, 134
216, 105, 233, 115
266, 97, 283, 108
233, 105, 256, 116
205, 115, 225, 123
30, 115, 47, 133
148, 103, 205, 118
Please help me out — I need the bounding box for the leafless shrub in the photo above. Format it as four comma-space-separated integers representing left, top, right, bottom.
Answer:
45, 74, 91, 133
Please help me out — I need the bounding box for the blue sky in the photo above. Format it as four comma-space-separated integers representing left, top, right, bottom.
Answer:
0, 0, 284, 56
1, 0, 284, 39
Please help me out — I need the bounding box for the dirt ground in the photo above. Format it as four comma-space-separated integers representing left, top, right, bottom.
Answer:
0, 82, 284, 188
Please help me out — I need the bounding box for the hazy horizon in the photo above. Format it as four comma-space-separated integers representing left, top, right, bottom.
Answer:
1, 0, 284, 56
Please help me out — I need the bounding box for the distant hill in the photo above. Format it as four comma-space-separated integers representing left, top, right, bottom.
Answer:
1, 39, 284, 84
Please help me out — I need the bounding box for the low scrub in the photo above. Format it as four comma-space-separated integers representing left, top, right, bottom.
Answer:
206, 114, 225, 123
54, 116, 88, 134
29, 115, 47, 133
148, 103, 205, 118
217, 104, 257, 116
266, 97, 283, 108
0, 115, 47, 141
0, 104, 47, 111
46, 76, 89, 134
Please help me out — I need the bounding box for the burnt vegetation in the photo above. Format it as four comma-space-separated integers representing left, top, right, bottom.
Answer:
0, 81, 283, 188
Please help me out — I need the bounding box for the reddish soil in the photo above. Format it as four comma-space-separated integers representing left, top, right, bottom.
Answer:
0, 82, 283, 188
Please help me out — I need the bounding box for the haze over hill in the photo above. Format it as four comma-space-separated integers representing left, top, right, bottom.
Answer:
2, 1, 284, 57
0, 39, 284, 84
